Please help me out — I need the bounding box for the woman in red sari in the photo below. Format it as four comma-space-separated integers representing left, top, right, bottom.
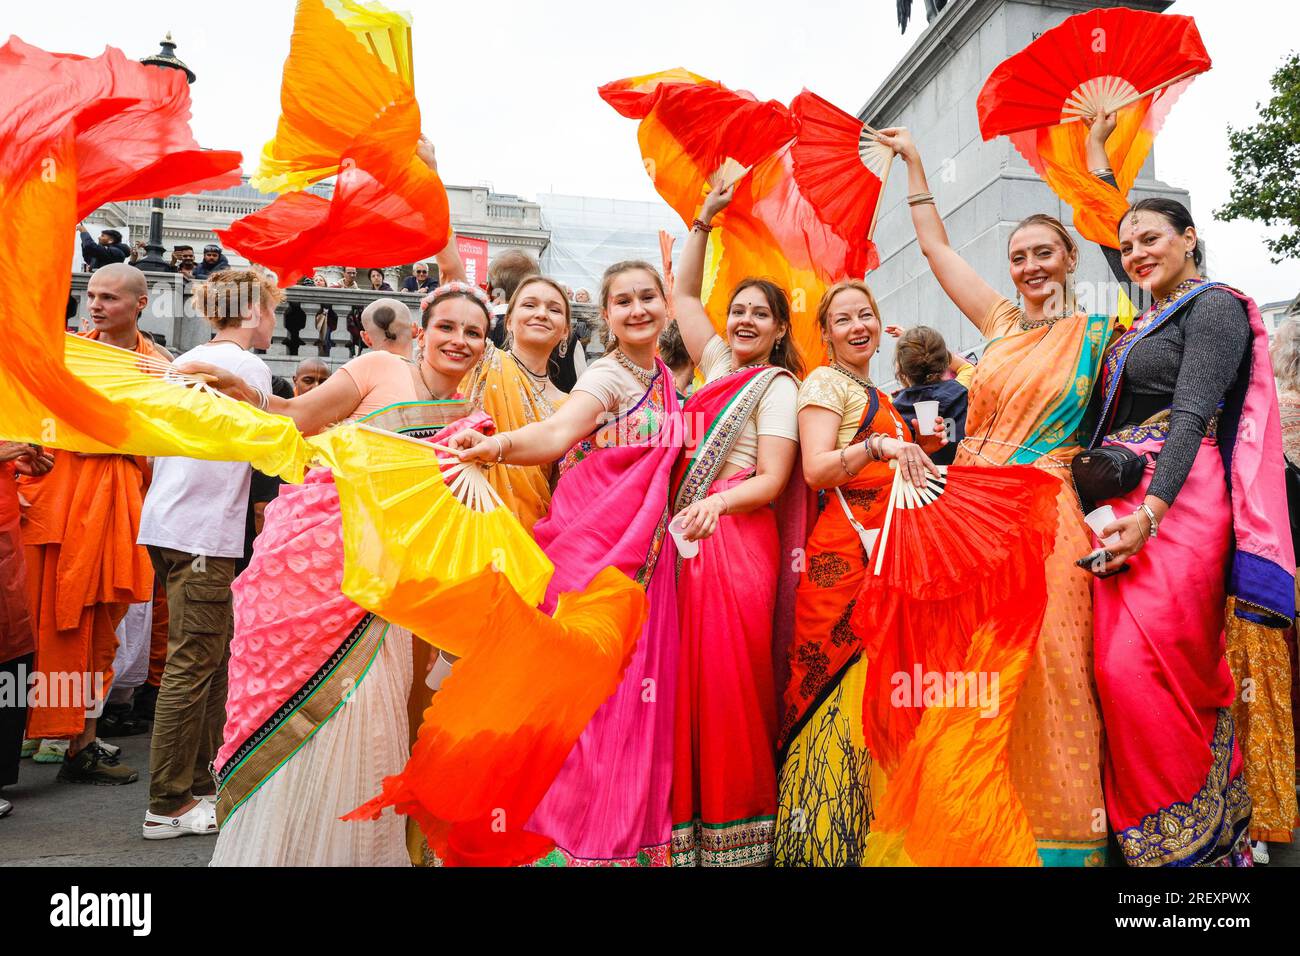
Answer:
665, 176, 805, 866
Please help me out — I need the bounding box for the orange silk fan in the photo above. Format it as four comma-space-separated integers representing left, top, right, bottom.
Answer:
789, 90, 895, 272
0, 36, 241, 447
977, 7, 1211, 247
599, 70, 878, 371
218, 0, 449, 285
345, 565, 647, 867
850, 463, 1061, 866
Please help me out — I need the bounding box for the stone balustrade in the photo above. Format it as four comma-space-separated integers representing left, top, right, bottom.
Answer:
68, 270, 605, 381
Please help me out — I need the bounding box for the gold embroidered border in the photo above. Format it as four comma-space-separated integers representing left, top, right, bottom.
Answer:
1115, 708, 1253, 867
671, 817, 776, 867
215, 615, 390, 826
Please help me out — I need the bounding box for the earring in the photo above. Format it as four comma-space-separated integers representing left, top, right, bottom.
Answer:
1185, 250, 1192, 259
1016, 290, 1023, 310
1065, 271, 1076, 316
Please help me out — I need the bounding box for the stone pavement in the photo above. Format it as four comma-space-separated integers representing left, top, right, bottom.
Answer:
1, 729, 214, 867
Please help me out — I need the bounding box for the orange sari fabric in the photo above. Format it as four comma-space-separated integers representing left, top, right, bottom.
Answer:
779, 392, 907, 748
18, 332, 167, 738
954, 301, 1108, 864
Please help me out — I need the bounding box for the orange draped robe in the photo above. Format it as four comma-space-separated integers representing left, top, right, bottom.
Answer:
19, 331, 170, 738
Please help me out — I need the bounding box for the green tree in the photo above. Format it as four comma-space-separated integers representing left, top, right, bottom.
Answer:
1216, 52, 1300, 263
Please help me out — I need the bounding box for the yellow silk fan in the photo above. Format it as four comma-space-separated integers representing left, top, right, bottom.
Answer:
325, 0, 414, 83
0, 334, 311, 482
308, 423, 554, 634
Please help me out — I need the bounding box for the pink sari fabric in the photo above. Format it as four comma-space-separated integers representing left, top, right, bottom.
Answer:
217, 466, 367, 773
525, 359, 684, 865
1094, 437, 1249, 866
217, 410, 493, 781
671, 467, 781, 865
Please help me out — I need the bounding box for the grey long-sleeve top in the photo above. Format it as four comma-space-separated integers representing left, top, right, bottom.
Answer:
1091, 177, 1251, 505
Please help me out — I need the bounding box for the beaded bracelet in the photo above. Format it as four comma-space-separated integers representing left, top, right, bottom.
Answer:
691, 218, 713, 234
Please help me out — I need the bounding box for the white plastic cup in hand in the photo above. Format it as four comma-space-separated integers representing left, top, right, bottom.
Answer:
914, 400, 940, 436
668, 514, 699, 559
1084, 505, 1121, 548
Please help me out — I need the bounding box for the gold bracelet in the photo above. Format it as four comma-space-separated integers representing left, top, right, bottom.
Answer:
839, 446, 859, 476
906, 192, 935, 206
1090, 167, 1114, 177
717, 491, 729, 515
492, 435, 506, 463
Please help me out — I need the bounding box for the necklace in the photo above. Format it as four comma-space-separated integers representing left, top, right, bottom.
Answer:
511, 350, 551, 382
613, 349, 656, 389
830, 362, 874, 392
412, 359, 447, 400
1017, 312, 1066, 331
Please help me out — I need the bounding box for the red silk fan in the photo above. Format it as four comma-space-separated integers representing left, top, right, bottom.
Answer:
977, 7, 1211, 137
850, 463, 1061, 770
847, 462, 1061, 865
977, 8, 1210, 246
790, 90, 894, 272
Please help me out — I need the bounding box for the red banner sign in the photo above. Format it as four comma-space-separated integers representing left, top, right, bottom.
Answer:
456, 236, 489, 292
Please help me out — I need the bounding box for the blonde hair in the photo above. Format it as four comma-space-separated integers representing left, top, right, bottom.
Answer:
816, 280, 883, 338
1272, 318, 1300, 394
191, 269, 283, 329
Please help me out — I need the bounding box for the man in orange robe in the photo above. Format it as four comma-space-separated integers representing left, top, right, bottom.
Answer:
19, 264, 171, 784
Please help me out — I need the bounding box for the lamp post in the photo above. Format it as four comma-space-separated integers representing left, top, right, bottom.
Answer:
135, 33, 196, 272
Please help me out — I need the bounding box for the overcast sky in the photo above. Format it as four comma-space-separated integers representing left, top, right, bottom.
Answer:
10, 0, 1298, 302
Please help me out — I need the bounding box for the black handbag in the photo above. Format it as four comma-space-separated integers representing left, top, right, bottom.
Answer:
1071, 446, 1155, 509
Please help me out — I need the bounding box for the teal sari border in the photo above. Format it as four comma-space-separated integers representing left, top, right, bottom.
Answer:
1009, 312, 1111, 464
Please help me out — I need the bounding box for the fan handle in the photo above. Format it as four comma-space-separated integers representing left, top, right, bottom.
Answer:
1059, 68, 1201, 125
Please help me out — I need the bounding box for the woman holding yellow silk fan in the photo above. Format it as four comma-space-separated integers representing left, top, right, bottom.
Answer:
450, 260, 685, 866
773, 280, 945, 867
875, 125, 1110, 867
183, 281, 493, 867
666, 172, 805, 867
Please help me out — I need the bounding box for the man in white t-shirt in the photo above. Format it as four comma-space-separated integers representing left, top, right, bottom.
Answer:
136, 271, 276, 840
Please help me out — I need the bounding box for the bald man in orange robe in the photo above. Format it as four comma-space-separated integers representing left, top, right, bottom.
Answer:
19, 264, 171, 784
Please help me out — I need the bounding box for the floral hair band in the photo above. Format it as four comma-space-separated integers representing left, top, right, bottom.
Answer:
420, 280, 492, 315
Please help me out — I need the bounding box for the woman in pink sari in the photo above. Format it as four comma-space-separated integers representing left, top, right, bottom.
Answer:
184, 279, 493, 866
662, 176, 805, 866
450, 260, 684, 865
1080, 186, 1295, 866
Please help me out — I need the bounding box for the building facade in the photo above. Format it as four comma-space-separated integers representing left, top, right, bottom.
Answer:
84, 178, 550, 283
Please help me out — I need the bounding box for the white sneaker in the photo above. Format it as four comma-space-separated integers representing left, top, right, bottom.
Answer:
143, 801, 218, 840
1251, 841, 1270, 865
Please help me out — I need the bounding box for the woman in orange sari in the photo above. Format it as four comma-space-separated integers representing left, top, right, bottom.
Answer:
879, 127, 1110, 866
773, 280, 945, 866
460, 276, 571, 534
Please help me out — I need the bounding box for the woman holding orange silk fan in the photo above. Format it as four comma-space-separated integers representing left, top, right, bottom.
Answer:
876, 125, 1110, 866
664, 172, 806, 866
772, 280, 946, 867
1075, 113, 1295, 867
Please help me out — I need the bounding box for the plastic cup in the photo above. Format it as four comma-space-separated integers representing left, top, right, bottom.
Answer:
1084, 505, 1121, 548
914, 400, 940, 436
668, 514, 699, 559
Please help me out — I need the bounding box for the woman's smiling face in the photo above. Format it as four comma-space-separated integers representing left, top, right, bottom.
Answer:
422, 296, 487, 377
508, 279, 569, 353
726, 286, 782, 366
603, 269, 667, 350
823, 287, 880, 364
